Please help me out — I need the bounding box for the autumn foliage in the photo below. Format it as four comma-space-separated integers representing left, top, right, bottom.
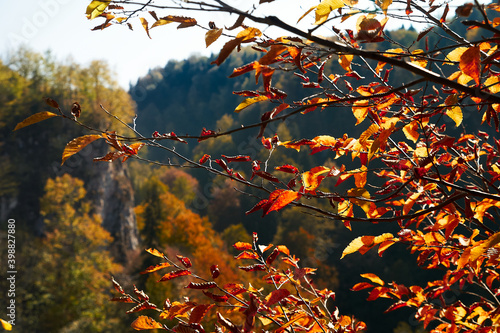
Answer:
12, 0, 500, 332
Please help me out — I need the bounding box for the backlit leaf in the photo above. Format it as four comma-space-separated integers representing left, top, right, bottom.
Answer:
266, 190, 301, 214
315, 0, 345, 24
86, 0, 110, 20
360, 273, 385, 285
402, 121, 419, 143
130, 315, 163, 330
233, 242, 253, 250
61, 135, 103, 165
140, 262, 172, 274
14, 111, 59, 131
265, 288, 291, 306
460, 46, 480, 84
145, 248, 165, 258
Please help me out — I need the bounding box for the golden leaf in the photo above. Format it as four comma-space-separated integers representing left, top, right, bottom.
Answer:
14, 111, 59, 131
234, 96, 268, 113
315, 0, 345, 24
86, 1, 110, 20
360, 272, 385, 285
402, 121, 419, 143
61, 135, 103, 165
205, 28, 223, 47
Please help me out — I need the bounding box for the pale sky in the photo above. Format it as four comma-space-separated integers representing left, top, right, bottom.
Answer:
0, 0, 465, 89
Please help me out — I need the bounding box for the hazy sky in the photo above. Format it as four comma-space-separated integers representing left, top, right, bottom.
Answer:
0, 0, 464, 89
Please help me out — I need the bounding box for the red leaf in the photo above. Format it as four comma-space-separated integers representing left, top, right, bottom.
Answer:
133, 285, 150, 301
265, 248, 280, 265
45, 97, 60, 109
158, 269, 191, 282
254, 171, 280, 183
222, 155, 252, 162
189, 304, 215, 324
126, 301, 157, 313
112, 276, 125, 295
244, 294, 259, 332
229, 61, 259, 78
239, 264, 267, 272
210, 265, 220, 279
198, 128, 216, 142
275, 164, 299, 174
199, 154, 210, 164
176, 255, 193, 268
185, 282, 217, 289
110, 295, 135, 303
203, 291, 229, 302
265, 289, 291, 306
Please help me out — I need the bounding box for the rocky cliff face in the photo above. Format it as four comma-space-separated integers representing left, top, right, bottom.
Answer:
84, 141, 140, 258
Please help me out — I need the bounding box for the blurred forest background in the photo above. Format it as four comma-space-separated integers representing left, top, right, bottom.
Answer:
0, 9, 490, 332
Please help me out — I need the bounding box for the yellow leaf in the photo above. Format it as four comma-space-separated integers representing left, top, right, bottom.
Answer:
0, 319, 12, 331
485, 75, 500, 94
352, 99, 370, 125
236, 26, 262, 41
14, 111, 59, 131
140, 17, 151, 39
205, 28, 223, 47
410, 49, 427, 68
360, 272, 385, 285
443, 94, 463, 127
86, 0, 110, 20
151, 19, 173, 28
446, 106, 463, 127
61, 135, 103, 165
445, 47, 468, 64
402, 120, 419, 143
339, 54, 353, 71
315, 0, 345, 24
347, 187, 371, 214
234, 96, 268, 113
376, 0, 392, 14
130, 315, 163, 330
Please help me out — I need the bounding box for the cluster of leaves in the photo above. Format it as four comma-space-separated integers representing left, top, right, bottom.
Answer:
111, 232, 365, 332
14, 0, 500, 331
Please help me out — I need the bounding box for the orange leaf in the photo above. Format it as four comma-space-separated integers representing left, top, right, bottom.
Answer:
140, 262, 172, 274
266, 190, 301, 214
402, 120, 419, 143
360, 273, 385, 285
233, 242, 253, 250
460, 46, 481, 85
145, 248, 165, 258
130, 315, 163, 330
61, 135, 103, 165
14, 111, 59, 131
